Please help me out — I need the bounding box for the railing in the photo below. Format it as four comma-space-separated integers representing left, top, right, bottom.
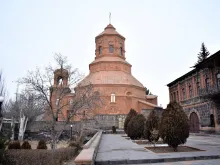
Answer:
199, 84, 220, 97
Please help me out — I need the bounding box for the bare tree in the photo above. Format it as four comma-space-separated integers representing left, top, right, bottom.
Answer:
4, 89, 45, 140
0, 70, 6, 97
19, 53, 102, 149
0, 70, 6, 132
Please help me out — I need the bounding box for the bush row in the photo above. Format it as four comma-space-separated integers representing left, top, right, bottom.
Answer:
124, 101, 190, 151
2, 147, 77, 165
7, 140, 47, 150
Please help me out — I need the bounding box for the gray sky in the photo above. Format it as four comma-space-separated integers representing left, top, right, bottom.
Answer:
0, 0, 220, 107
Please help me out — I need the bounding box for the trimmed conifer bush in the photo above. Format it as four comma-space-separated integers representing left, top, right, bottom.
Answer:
8, 141, 21, 149
37, 140, 47, 149
112, 126, 116, 134
144, 110, 160, 142
0, 135, 7, 164
21, 141, 31, 149
127, 114, 146, 139
124, 109, 137, 134
159, 101, 190, 151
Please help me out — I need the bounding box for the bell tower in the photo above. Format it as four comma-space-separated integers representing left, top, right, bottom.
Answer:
95, 24, 126, 59
53, 69, 69, 87
51, 68, 71, 121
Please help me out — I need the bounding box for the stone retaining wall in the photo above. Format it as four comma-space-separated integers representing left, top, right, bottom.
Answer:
74, 130, 102, 165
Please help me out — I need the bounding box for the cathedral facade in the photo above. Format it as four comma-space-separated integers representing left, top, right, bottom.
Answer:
52, 24, 160, 128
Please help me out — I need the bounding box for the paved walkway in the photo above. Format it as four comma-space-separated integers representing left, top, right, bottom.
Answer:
118, 159, 220, 165
95, 134, 220, 164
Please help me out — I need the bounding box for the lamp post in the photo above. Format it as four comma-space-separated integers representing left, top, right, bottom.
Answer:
0, 96, 4, 132
70, 124, 73, 139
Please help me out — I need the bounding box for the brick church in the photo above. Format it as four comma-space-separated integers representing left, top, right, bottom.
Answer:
52, 24, 161, 128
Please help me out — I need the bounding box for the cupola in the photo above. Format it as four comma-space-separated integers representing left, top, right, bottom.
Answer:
95, 24, 125, 59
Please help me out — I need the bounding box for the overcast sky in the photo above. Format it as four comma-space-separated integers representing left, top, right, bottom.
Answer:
0, 0, 220, 108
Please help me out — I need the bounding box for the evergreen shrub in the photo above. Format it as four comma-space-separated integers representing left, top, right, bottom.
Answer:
127, 114, 146, 139
112, 126, 116, 134
21, 141, 31, 149
124, 109, 137, 134
8, 141, 21, 149
144, 110, 160, 142
37, 140, 47, 149
159, 101, 190, 151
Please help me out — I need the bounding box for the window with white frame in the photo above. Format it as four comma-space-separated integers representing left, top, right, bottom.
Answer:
69, 99, 73, 105
109, 45, 114, 53
56, 99, 59, 106
120, 47, 123, 56
99, 46, 102, 55
111, 93, 116, 103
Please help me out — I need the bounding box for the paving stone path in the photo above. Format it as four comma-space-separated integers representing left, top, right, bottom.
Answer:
95, 134, 220, 165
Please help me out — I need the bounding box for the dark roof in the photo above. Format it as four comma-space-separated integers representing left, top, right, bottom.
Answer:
167, 49, 220, 87
193, 50, 220, 68
167, 69, 197, 87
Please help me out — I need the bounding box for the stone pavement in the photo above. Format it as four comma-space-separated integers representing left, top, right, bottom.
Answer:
95, 134, 220, 164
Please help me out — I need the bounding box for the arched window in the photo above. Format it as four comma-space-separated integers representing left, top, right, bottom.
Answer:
111, 93, 116, 103
210, 114, 215, 127
176, 91, 179, 102
120, 47, 123, 56
217, 73, 220, 88
173, 92, 176, 101
189, 85, 193, 98
69, 99, 73, 105
197, 82, 200, 95
182, 88, 186, 100
56, 99, 59, 106
98, 46, 102, 55
109, 45, 114, 53
57, 76, 63, 86
205, 78, 210, 89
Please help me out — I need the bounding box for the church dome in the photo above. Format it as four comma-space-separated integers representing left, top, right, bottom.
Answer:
96, 24, 125, 39
78, 71, 144, 88
77, 23, 144, 89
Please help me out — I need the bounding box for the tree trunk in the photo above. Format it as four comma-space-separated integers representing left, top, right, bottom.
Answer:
0, 119, 2, 132
11, 117, 15, 140
51, 124, 57, 150
77, 120, 85, 146
18, 115, 28, 141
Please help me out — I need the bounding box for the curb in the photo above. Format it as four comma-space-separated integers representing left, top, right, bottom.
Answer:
190, 133, 220, 137
95, 155, 220, 165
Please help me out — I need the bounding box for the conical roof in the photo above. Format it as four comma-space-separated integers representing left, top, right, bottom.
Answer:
96, 24, 125, 39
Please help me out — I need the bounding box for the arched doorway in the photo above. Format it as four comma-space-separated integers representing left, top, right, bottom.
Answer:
190, 112, 200, 133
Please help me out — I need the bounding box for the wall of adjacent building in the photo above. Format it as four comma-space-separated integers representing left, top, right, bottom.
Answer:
168, 67, 220, 131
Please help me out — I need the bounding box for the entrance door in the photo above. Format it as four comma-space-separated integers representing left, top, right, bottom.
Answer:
190, 112, 200, 133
